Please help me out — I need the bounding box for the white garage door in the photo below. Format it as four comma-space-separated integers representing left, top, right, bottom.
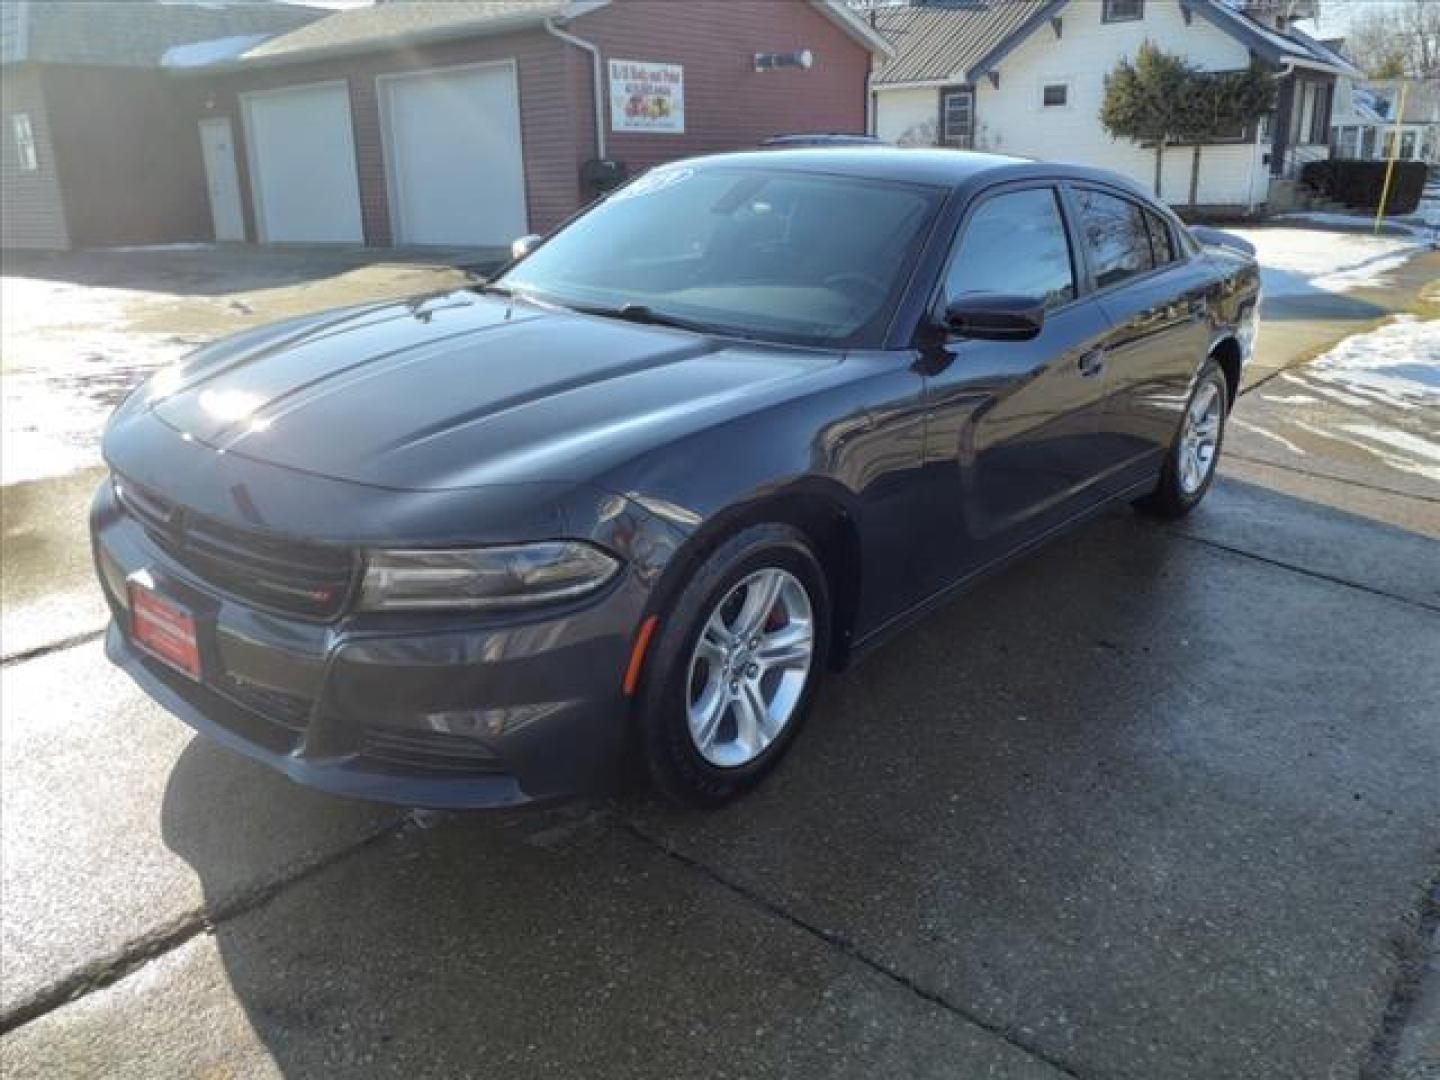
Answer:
380, 63, 528, 247
242, 82, 363, 244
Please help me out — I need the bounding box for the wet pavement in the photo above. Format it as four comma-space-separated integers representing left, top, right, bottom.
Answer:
1, 238, 1437, 1078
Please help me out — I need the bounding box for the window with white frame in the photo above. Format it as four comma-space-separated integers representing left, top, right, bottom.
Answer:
10, 113, 37, 172
1103, 0, 1143, 22
1042, 83, 1068, 108
1400, 130, 1417, 159
941, 87, 974, 148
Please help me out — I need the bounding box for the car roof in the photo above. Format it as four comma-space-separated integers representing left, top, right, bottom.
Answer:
678, 147, 1158, 201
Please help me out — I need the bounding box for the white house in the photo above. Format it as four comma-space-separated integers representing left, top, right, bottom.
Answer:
1331, 77, 1440, 165
871, 0, 1360, 212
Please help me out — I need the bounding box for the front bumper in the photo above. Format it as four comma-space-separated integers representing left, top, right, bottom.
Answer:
92, 481, 645, 809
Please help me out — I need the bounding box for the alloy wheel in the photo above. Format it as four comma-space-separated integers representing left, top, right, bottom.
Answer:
1178, 381, 1223, 495
685, 567, 815, 768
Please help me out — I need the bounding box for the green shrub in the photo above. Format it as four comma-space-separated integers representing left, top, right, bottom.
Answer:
1301, 159, 1427, 214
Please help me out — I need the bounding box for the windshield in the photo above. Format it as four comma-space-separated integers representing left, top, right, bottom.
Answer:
498, 165, 945, 347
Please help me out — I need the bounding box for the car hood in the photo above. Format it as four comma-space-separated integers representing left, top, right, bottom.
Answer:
113, 291, 840, 492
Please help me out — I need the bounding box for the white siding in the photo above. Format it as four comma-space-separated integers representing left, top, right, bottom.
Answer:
875, 85, 940, 146
972, 0, 1268, 207
1, 67, 69, 250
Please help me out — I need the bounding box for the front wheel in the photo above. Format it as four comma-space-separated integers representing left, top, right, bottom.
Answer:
1134, 358, 1228, 519
636, 524, 831, 808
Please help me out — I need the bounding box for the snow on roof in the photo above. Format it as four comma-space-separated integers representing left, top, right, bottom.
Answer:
161, 32, 271, 69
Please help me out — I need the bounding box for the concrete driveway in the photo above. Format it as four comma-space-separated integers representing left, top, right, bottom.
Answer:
1, 240, 1436, 1079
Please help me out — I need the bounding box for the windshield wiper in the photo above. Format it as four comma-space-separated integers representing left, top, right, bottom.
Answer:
585, 302, 719, 335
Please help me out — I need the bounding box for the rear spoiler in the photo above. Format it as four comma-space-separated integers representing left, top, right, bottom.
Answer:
1189, 226, 1256, 258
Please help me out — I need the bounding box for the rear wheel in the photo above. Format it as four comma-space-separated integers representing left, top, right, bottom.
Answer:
637, 524, 830, 807
1134, 358, 1228, 519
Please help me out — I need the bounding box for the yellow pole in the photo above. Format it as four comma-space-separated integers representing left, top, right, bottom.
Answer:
1374, 81, 1409, 235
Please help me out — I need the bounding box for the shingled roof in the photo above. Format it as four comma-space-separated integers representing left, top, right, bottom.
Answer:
239, 0, 572, 63
1, 0, 326, 69
168, 0, 892, 70
871, 0, 1050, 87
871, 0, 1359, 89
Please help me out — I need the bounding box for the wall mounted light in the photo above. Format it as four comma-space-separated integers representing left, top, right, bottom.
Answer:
754, 49, 814, 72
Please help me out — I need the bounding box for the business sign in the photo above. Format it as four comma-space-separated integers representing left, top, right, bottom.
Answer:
609, 59, 685, 134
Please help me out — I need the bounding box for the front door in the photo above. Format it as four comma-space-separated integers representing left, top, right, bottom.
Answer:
198, 117, 244, 242
921, 183, 1116, 583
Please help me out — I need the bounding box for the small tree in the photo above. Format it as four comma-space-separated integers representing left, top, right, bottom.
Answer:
1100, 42, 1195, 197
1176, 63, 1277, 206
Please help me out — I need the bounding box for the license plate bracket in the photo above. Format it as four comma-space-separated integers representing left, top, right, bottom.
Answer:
129, 581, 203, 681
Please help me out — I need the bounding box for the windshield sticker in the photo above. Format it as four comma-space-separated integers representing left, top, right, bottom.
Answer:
611, 167, 694, 202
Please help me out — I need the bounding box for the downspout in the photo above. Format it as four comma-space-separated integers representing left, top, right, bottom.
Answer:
545, 16, 606, 160
866, 57, 876, 136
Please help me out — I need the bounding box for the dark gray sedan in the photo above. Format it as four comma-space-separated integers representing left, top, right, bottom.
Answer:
93, 149, 1260, 808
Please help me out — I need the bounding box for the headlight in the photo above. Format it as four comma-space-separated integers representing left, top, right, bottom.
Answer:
359, 543, 620, 612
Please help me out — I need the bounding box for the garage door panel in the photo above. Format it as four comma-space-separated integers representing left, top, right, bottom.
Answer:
245, 83, 363, 244
383, 65, 528, 247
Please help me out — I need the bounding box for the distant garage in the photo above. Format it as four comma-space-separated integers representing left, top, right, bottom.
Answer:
379, 63, 527, 247
177, 0, 892, 248
241, 82, 363, 243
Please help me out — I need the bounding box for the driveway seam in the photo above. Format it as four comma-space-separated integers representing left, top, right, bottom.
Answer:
0, 814, 403, 1037
1223, 452, 1440, 505
1167, 531, 1440, 615
1, 627, 107, 668
621, 819, 1089, 1080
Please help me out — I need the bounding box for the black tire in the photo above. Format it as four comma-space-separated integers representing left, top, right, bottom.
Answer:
636, 523, 831, 808
1134, 358, 1228, 520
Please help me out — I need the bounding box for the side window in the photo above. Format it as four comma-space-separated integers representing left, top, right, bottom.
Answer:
1075, 188, 1154, 289
1144, 208, 1176, 265
943, 188, 1076, 310
10, 113, 37, 172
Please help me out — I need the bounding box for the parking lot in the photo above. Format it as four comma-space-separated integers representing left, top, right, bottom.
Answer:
2, 236, 1437, 1079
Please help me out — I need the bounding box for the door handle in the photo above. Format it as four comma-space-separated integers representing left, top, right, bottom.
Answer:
1078, 348, 1106, 378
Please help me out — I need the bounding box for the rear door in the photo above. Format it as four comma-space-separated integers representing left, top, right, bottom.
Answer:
922, 182, 1115, 578
1067, 185, 1213, 493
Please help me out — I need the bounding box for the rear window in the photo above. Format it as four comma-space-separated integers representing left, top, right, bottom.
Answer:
1145, 208, 1177, 265
1075, 188, 1155, 289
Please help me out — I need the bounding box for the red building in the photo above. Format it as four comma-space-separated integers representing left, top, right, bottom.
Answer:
176, 0, 891, 248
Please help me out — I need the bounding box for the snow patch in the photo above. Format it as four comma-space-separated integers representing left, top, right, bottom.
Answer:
1284, 315, 1440, 482
1226, 226, 1429, 297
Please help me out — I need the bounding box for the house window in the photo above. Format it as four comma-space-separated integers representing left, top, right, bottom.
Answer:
1102, 0, 1144, 23
10, 113, 37, 172
941, 88, 974, 148
1042, 83, 1068, 108
1400, 130, 1417, 159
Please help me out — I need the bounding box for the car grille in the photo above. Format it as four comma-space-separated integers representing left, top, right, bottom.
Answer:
115, 476, 356, 620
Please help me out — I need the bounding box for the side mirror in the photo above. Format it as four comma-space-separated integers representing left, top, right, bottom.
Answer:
510, 233, 543, 261
941, 293, 1045, 341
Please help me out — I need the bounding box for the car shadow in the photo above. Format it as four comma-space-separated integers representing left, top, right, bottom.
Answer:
158, 484, 1440, 1079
